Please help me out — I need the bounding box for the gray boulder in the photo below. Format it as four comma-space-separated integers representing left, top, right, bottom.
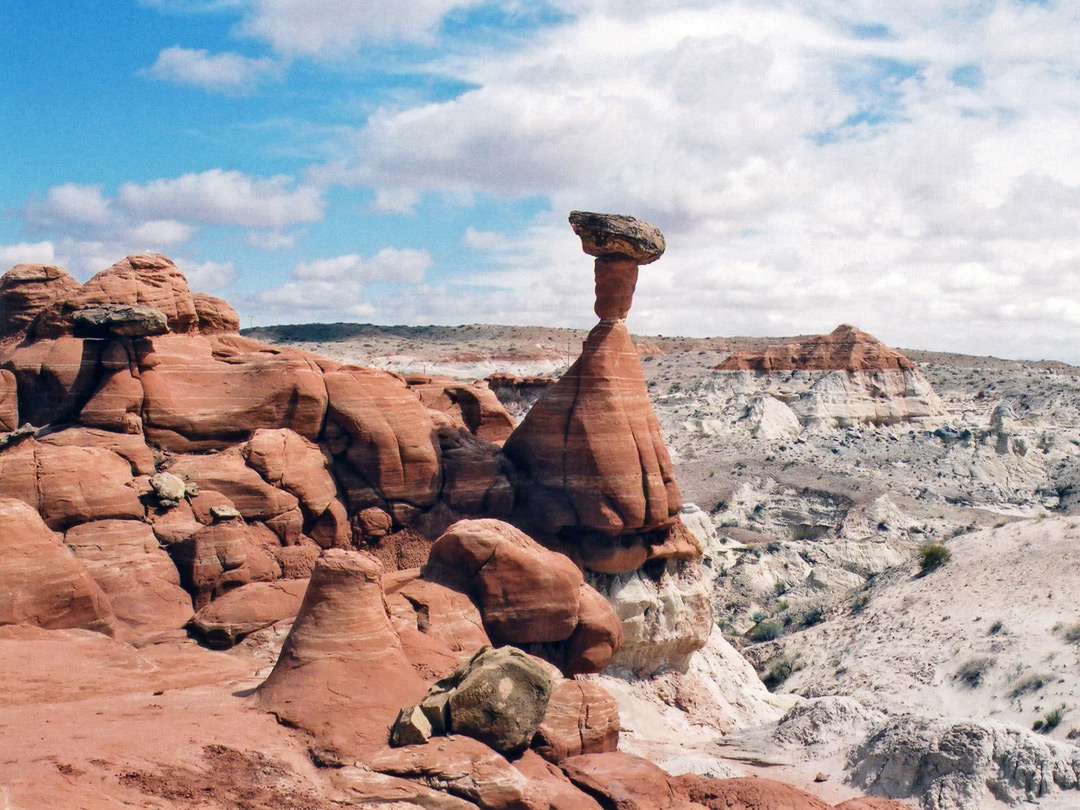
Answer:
392, 646, 553, 754
73, 303, 170, 337
849, 715, 1080, 809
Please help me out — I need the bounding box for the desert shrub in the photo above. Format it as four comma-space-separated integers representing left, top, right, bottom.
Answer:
1035, 705, 1067, 733
850, 593, 870, 615
1011, 674, 1046, 697
762, 653, 800, 691
1063, 623, 1080, 643
919, 543, 951, 574
956, 657, 993, 688
802, 606, 826, 627
746, 620, 781, 643
988, 620, 1004, 635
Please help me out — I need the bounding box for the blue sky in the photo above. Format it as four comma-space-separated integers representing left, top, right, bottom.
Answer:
2, 0, 1079, 362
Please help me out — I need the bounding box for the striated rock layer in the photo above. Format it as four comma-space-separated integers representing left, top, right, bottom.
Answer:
717, 324, 914, 373
714, 324, 945, 430
504, 213, 682, 543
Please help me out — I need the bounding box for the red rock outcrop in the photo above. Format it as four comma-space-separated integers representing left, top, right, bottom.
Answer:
324, 366, 441, 509
256, 549, 429, 759
188, 578, 308, 648
560, 752, 699, 810
513, 750, 606, 810
3, 335, 103, 425
369, 735, 546, 810
716, 324, 915, 372
408, 374, 516, 446
242, 428, 350, 548
0, 440, 144, 530
0, 368, 17, 431
423, 519, 621, 674
533, 679, 620, 763
138, 334, 330, 451
384, 570, 491, 681
34, 254, 200, 338
64, 519, 193, 637
425, 519, 584, 643
0, 263, 80, 342
504, 212, 681, 543
0, 498, 115, 635
677, 774, 833, 810
192, 291, 240, 334
169, 449, 301, 538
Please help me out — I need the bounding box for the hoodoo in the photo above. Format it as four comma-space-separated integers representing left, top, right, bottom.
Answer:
503, 212, 682, 544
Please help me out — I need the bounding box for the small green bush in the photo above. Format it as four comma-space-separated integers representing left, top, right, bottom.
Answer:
762, 653, 800, 691
1036, 705, 1067, 733
956, 657, 992, 688
1011, 674, 1045, 697
802, 606, 826, 627
746, 620, 781, 643
919, 543, 951, 574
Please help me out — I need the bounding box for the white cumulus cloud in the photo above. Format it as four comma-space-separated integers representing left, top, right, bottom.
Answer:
239, 0, 483, 57
177, 259, 239, 292
25, 183, 113, 227
116, 169, 324, 229
320, 0, 1080, 361
292, 247, 431, 282
143, 46, 281, 93
255, 247, 432, 318
0, 241, 58, 269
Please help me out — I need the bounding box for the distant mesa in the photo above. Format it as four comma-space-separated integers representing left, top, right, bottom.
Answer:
716, 324, 915, 373
714, 324, 945, 430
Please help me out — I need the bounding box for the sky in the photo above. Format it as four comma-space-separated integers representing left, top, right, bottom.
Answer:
1, 0, 1079, 362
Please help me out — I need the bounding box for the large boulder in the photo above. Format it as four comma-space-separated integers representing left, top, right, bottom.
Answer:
72, 303, 170, 337
256, 549, 428, 759
188, 578, 308, 648
324, 366, 441, 510
533, 679, 620, 764
33, 254, 199, 337
426, 646, 554, 755
0, 440, 144, 530
369, 735, 546, 810
64, 520, 192, 637
425, 519, 584, 644
0, 498, 115, 634
138, 334, 329, 451
0, 263, 80, 342
0, 369, 16, 431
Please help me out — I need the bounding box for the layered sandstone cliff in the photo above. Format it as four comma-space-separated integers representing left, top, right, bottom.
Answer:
714, 324, 944, 430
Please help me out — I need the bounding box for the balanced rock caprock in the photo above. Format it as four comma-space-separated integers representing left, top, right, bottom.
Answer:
504, 212, 682, 546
